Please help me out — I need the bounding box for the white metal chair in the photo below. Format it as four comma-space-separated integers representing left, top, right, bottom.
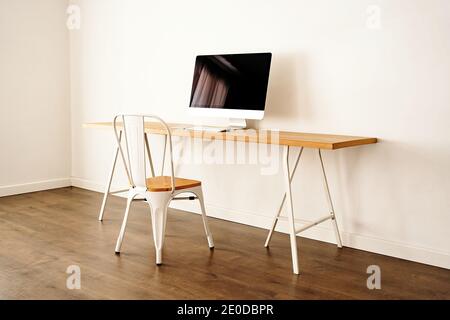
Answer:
113, 114, 214, 265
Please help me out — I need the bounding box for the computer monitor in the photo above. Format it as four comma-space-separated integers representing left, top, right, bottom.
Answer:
188, 52, 272, 129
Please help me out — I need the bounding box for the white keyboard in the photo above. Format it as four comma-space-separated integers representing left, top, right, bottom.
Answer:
184, 126, 228, 133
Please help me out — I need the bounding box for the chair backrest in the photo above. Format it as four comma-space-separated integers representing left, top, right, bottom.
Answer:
113, 114, 175, 192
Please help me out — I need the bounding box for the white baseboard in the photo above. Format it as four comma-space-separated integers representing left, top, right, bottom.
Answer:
71, 177, 107, 193
71, 177, 449, 269
0, 178, 72, 197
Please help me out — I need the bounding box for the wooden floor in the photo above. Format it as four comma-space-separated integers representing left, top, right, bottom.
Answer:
0, 187, 448, 299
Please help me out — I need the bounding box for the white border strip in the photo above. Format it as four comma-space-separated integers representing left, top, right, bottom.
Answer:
0, 178, 72, 197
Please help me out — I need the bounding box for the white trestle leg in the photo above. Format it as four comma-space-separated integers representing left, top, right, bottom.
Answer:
264, 147, 303, 248
283, 146, 300, 275
98, 130, 122, 221
264, 193, 286, 248
263, 146, 343, 274
317, 149, 343, 248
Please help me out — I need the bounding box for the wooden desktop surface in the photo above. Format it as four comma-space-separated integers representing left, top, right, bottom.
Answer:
84, 122, 377, 150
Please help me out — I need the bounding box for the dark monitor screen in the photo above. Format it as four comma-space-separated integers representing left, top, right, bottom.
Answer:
189, 53, 272, 111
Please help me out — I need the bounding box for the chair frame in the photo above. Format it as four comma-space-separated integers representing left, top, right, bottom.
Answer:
112, 114, 214, 265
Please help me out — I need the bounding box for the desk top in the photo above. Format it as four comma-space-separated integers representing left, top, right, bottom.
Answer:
84, 122, 377, 150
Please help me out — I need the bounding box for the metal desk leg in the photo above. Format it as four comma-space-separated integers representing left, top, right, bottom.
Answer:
264, 147, 343, 275
318, 149, 343, 248
98, 130, 122, 221
283, 145, 300, 275
264, 147, 303, 248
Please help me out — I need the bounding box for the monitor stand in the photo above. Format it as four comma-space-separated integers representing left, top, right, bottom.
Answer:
184, 118, 248, 133
228, 118, 247, 130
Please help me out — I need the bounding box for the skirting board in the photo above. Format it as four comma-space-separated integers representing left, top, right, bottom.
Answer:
0, 178, 72, 197
71, 177, 450, 270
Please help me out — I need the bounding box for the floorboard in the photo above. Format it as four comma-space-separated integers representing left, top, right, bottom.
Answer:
0, 187, 448, 299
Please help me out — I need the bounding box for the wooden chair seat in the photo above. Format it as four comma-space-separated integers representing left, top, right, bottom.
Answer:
146, 176, 201, 192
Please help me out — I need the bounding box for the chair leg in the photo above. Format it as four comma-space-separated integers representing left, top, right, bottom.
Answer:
146, 192, 171, 265
115, 192, 134, 253
194, 187, 214, 249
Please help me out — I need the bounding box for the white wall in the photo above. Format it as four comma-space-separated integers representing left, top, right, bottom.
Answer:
0, 0, 71, 196
70, 0, 450, 268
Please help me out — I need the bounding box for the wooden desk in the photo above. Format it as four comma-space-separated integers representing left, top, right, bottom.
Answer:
85, 121, 377, 274
84, 122, 377, 149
